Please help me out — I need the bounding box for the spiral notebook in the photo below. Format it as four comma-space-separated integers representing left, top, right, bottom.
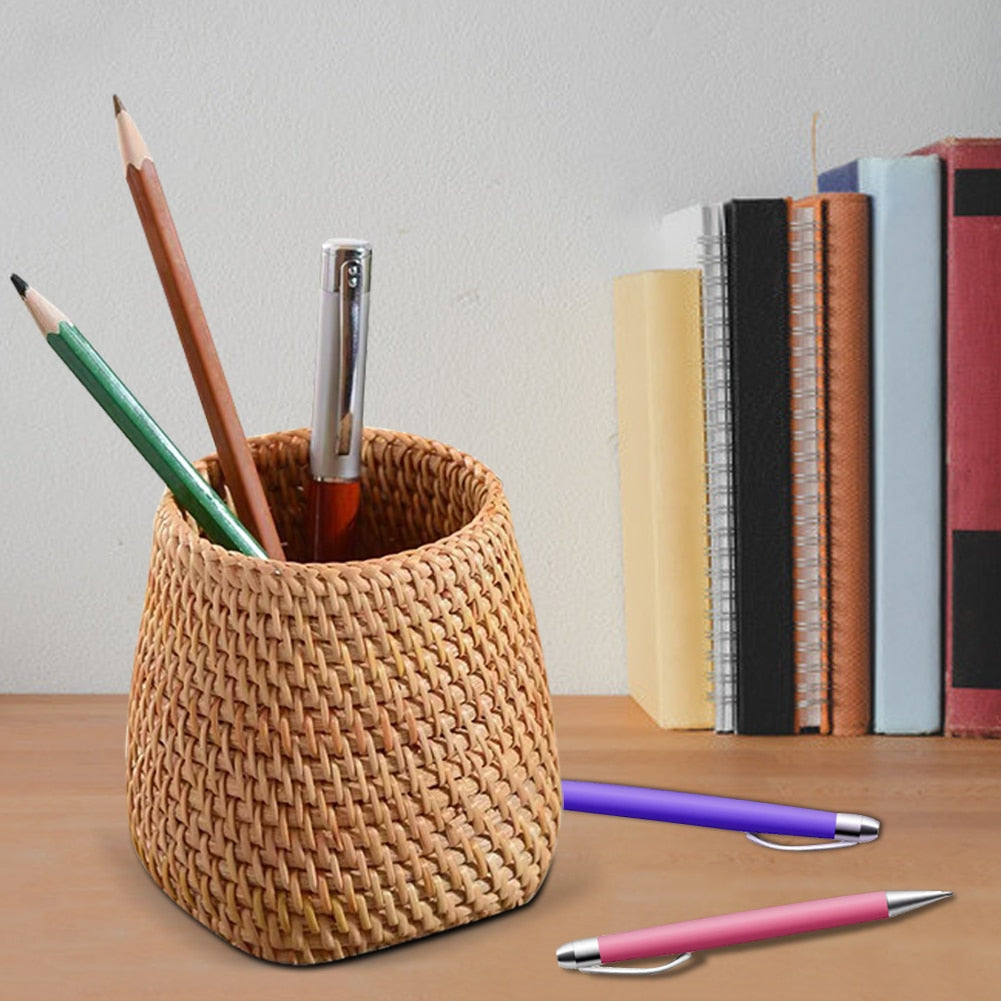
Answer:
791, 192, 872, 735
725, 198, 796, 735
660, 204, 735, 732
788, 202, 829, 732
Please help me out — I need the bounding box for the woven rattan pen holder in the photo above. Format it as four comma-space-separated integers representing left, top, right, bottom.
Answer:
126, 427, 562, 965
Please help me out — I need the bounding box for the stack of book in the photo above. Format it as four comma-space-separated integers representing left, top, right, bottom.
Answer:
614, 137, 1001, 738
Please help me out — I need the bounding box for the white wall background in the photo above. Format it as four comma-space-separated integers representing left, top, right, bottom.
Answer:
1, 0, 998, 693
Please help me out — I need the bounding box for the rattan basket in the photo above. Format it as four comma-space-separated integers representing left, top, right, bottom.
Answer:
126, 427, 562, 964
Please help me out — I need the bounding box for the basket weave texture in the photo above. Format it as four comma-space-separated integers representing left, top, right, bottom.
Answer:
127, 427, 561, 964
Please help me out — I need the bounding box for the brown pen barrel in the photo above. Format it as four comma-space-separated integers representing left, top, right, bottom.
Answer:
306, 478, 361, 562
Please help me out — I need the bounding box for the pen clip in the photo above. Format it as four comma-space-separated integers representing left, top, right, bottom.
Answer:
745, 832, 858, 852
336, 254, 363, 456
579, 952, 694, 976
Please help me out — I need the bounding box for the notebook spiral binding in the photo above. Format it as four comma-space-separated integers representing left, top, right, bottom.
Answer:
788, 207, 829, 727
698, 224, 736, 729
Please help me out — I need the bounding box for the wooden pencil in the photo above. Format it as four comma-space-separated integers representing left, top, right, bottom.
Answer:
11, 275, 268, 559
113, 95, 284, 559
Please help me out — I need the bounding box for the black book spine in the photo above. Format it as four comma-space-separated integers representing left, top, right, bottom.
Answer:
725, 199, 796, 734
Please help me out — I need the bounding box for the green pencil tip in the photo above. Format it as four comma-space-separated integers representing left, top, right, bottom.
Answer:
10, 274, 27, 298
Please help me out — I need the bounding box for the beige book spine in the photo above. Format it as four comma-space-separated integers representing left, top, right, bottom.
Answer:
613, 270, 713, 729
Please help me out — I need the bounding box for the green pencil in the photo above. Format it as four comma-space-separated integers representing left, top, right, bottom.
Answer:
11, 274, 269, 559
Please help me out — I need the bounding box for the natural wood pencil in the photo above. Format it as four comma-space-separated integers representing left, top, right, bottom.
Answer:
113, 95, 284, 559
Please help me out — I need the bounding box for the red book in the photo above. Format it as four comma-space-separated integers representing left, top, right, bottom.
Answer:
912, 138, 1001, 737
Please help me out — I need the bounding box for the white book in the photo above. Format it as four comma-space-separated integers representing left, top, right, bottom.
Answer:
660, 204, 735, 733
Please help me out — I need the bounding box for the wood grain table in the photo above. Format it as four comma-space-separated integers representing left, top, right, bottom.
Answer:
1, 695, 997, 999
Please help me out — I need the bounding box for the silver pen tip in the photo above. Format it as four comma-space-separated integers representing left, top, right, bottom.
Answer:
556, 942, 577, 969
556, 936, 601, 969
834, 812, 881, 843
858, 815, 880, 842
886, 890, 953, 918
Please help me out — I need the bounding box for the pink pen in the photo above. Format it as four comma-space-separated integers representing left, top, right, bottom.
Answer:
556, 891, 952, 975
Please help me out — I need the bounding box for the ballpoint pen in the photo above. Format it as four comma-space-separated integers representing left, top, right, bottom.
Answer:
306, 239, 372, 562
556, 890, 953, 975
561, 780, 880, 850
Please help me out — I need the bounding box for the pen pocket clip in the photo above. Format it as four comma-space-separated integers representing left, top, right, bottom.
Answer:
745, 832, 858, 851
579, 953, 693, 976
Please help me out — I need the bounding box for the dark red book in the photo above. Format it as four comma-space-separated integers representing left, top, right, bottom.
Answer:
912, 138, 1001, 737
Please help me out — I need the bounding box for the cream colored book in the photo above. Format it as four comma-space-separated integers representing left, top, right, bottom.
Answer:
613, 269, 713, 729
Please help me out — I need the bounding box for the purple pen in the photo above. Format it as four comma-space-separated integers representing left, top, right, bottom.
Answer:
561, 780, 880, 851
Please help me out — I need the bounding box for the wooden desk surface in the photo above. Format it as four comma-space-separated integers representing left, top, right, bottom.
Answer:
1, 695, 997, 999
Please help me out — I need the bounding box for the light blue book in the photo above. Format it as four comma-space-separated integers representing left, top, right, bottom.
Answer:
820, 156, 942, 734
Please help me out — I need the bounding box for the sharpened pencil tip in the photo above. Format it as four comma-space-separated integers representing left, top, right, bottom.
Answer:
113, 94, 124, 115
10, 274, 28, 298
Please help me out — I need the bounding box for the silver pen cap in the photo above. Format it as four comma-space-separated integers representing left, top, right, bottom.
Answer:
310, 239, 372, 481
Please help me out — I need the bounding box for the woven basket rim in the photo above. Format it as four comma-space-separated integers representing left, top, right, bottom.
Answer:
155, 425, 509, 573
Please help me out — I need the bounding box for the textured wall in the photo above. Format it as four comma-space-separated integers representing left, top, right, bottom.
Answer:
2, 0, 999, 692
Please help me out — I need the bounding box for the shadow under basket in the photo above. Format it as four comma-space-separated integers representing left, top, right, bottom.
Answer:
126, 427, 562, 965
